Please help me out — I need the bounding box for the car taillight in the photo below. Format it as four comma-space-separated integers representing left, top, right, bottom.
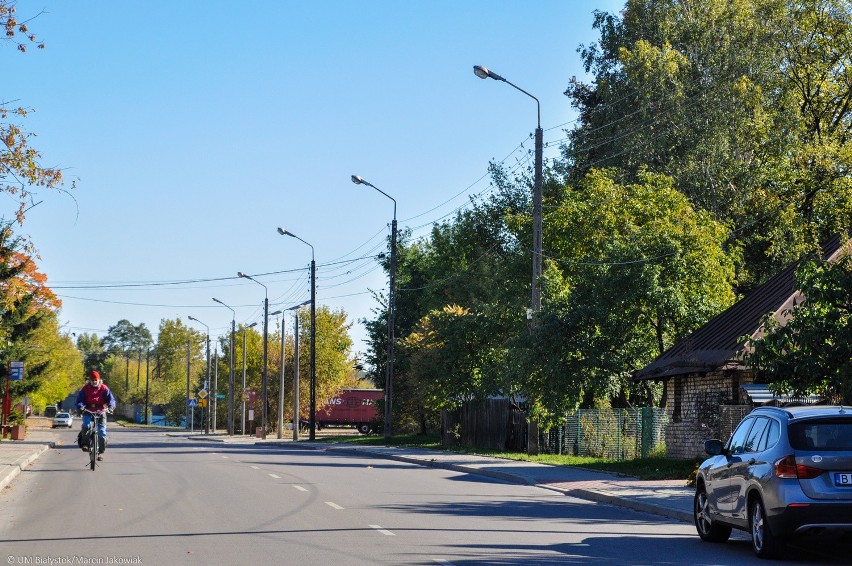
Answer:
774, 455, 824, 479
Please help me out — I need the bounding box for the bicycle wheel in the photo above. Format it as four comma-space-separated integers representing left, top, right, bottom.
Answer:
89, 425, 97, 471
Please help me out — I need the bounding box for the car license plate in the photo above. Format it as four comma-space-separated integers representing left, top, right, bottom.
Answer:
835, 473, 852, 486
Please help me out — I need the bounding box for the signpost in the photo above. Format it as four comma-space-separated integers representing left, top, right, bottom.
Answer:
188, 398, 198, 432
2, 362, 23, 439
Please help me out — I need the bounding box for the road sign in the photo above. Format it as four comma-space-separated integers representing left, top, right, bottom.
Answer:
198, 398, 207, 408
197, 389, 208, 399
215, 394, 225, 399
9, 361, 23, 381
188, 399, 198, 407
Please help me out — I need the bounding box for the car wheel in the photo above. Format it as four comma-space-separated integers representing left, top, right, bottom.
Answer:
357, 423, 371, 435
750, 498, 784, 558
694, 485, 731, 542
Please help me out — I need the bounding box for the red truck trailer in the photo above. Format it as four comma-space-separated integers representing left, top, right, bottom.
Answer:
316, 388, 382, 434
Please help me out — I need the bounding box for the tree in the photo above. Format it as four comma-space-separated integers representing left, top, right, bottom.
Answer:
513, 168, 736, 426
76, 332, 106, 375
150, 318, 205, 425
563, 0, 852, 289
746, 254, 852, 402
0, 222, 66, 411
1, 2, 67, 226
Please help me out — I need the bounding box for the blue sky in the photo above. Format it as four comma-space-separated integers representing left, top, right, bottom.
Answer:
7, 0, 624, 359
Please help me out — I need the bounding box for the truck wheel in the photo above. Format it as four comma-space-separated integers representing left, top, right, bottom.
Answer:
358, 423, 371, 435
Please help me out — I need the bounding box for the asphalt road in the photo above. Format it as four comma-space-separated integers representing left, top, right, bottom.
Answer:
1, 427, 850, 565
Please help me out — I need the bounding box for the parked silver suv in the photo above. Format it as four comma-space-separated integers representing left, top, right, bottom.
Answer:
694, 405, 852, 558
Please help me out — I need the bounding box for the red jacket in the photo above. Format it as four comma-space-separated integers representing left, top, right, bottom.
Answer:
75, 382, 116, 411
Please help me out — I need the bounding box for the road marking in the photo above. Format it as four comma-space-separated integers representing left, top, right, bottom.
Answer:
250, 465, 260, 470
268, 473, 281, 479
325, 502, 343, 509
369, 525, 395, 536
432, 560, 456, 565
293, 485, 308, 492
221, 456, 229, 459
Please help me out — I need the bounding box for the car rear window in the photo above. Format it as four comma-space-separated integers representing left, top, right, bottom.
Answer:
789, 419, 852, 451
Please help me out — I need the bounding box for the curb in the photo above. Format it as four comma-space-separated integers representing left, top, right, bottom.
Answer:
0, 444, 51, 491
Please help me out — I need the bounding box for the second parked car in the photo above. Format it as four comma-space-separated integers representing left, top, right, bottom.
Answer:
694, 405, 852, 558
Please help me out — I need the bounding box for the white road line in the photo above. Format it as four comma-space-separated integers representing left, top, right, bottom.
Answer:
369, 525, 395, 536
268, 473, 281, 479
325, 502, 344, 509
221, 455, 229, 459
432, 560, 456, 565
250, 465, 260, 470
293, 485, 308, 492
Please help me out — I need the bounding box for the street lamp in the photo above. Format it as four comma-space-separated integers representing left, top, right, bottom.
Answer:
237, 273, 269, 439
473, 65, 543, 317
351, 175, 397, 440
212, 297, 236, 435
285, 300, 310, 441
276, 227, 317, 440
236, 322, 257, 434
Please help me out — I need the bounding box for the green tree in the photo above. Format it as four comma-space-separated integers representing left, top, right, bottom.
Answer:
513, 168, 736, 426
746, 254, 852, 402
150, 318, 205, 425
76, 332, 106, 375
563, 0, 852, 288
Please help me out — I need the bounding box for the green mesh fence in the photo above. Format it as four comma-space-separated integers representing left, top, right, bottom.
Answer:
540, 407, 669, 460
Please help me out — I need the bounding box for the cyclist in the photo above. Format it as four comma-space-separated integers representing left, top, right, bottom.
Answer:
76, 370, 116, 461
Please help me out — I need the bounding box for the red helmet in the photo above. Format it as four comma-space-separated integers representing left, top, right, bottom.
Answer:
88, 370, 101, 381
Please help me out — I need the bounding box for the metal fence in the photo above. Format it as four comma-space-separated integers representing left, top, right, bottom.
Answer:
443, 402, 669, 460
540, 407, 669, 460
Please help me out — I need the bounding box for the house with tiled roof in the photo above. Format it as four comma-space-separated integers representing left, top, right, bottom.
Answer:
633, 232, 851, 458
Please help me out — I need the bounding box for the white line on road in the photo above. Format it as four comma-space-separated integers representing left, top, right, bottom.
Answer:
268, 473, 281, 479
369, 525, 395, 536
293, 485, 308, 492
325, 502, 344, 509
221, 456, 229, 459
250, 466, 260, 470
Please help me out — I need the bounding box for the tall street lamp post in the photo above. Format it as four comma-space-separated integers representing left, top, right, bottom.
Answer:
212, 297, 237, 435
237, 273, 269, 439
474, 64, 543, 455
235, 322, 257, 434
187, 316, 210, 434
473, 65, 543, 317
277, 227, 317, 440
351, 175, 397, 440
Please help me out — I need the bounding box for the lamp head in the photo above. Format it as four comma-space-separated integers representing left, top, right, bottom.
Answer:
473, 65, 503, 81
237, 272, 246, 278
188, 315, 196, 322
351, 175, 364, 185
269, 310, 282, 317
277, 227, 293, 238
248, 322, 257, 329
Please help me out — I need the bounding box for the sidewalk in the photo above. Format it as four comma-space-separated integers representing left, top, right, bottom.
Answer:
2, 425, 695, 525
0, 425, 58, 491
176, 431, 696, 524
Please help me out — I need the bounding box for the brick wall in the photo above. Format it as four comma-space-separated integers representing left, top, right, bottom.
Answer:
663, 370, 754, 459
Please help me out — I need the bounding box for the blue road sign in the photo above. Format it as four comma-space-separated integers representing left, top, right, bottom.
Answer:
188, 399, 198, 407
9, 361, 23, 381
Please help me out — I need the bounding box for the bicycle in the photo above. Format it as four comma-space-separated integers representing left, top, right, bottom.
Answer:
81, 408, 110, 471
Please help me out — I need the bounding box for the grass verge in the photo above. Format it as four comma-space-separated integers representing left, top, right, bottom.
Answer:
315, 432, 698, 482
